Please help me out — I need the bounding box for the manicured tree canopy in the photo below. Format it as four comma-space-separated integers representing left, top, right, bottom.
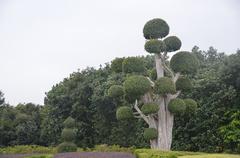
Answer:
163, 36, 181, 52
61, 128, 76, 142
124, 75, 151, 102
144, 39, 166, 53
122, 57, 145, 73
143, 128, 158, 140
184, 99, 197, 113
116, 106, 133, 120
141, 103, 159, 115
63, 117, 75, 128
143, 18, 169, 39
111, 57, 124, 73
168, 98, 186, 114
176, 77, 192, 91
154, 77, 176, 95
170, 51, 199, 74
108, 85, 124, 98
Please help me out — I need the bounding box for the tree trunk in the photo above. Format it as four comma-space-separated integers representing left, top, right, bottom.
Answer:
150, 54, 173, 150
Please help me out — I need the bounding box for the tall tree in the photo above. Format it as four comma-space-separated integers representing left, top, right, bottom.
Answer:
109, 18, 199, 150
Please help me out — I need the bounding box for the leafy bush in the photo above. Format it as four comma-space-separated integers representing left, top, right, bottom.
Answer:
184, 99, 198, 113
163, 36, 181, 52
145, 39, 166, 53
63, 117, 75, 128
57, 142, 77, 153
93, 144, 134, 153
116, 106, 133, 120
111, 57, 124, 73
124, 75, 151, 102
176, 77, 192, 91
61, 129, 76, 142
0, 145, 56, 154
154, 77, 176, 95
170, 51, 199, 74
143, 128, 158, 140
168, 98, 186, 114
141, 103, 159, 115
24, 154, 53, 158
122, 57, 145, 74
143, 18, 169, 39
108, 85, 124, 98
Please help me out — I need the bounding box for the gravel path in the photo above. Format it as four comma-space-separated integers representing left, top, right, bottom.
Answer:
54, 152, 135, 158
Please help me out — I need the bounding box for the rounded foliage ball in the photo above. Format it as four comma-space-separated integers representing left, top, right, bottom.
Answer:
144, 39, 166, 53
111, 58, 124, 73
57, 142, 77, 153
122, 57, 145, 74
176, 77, 192, 91
168, 98, 186, 114
143, 128, 158, 140
108, 85, 124, 98
163, 36, 181, 52
143, 18, 169, 39
154, 77, 176, 95
170, 51, 199, 74
116, 106, 133, 120
124, 75, 151, 101
141, 103, 159, 115
63, 117, 75, 128
61, 128, 76, 142
184, 99, 197, 113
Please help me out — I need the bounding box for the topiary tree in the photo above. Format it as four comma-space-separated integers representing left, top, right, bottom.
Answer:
57, 117, 77, 153
109, 18, 199, 150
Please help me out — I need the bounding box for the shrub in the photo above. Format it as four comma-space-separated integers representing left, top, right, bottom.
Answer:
63, 117, 75, 128
184, 99, 197, 113
122, 57, 145, 74
0, 145, 56, 154
144, 39, 166, 53
57, 142, 77, 153
108, 85, 124, 98
141, 103, 159, 115
111, 57, 124, 73
143, 18, 169, 39
143, 128, 158, 140
25, 155, 53, 158
168, 98, 186, 114
124, 75, 151, 102
154, 77, 176, 95
116, 106, 133, 120
163, 36, 181, 52
170, 51, 199, 74
61, 128, 76, 142
176, 77, 192, 91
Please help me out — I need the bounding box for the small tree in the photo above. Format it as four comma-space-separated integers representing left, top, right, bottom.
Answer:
108, 18, 199, 150
58, 117, 77, 152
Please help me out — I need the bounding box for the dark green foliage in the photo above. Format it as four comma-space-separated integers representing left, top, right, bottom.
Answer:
58, 117, 76, 153
168, 98, 186, 114
122, 57, 145, 74
154, 77, 176, 95
116, 106, 133, 120
143, 18, 169, 39
163, 36, 181, 52
141, 103, 159, 115
143, 128, 158, 140
170, 51, 199, 74
149, 68, 157, 81
57, 142, 77, 153
176, 77, 192, 91
61, 128, 76, 142
124, 75, 151, 102
111, 58, 124, 73
184, 99, 197, 113
63, 117, 75, 128
144, 39, 166, 53
0, 91, 5, 105
108, 85, 124, 98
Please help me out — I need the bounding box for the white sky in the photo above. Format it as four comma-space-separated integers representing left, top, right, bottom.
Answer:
0, 0, 239, 105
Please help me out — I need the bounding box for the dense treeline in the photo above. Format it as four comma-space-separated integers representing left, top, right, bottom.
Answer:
0, 47, 239, 153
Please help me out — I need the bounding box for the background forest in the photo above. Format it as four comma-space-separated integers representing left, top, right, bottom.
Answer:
0, 46, 240, 153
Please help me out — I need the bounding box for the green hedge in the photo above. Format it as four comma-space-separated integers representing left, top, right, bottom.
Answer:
24, 155, 53, 158
0, 145, 56, 154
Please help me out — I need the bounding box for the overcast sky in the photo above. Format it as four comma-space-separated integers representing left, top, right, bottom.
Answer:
0, 0, 239, 105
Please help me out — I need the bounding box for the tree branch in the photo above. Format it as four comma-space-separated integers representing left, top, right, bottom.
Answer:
133, 100, 150, 125
146, 77, 155, 87
173, 72, 180, 83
